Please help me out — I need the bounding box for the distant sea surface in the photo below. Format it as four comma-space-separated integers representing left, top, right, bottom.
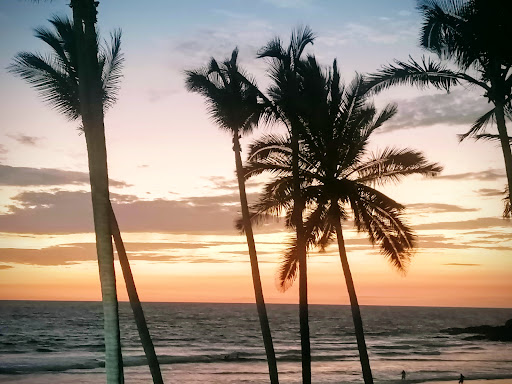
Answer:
0, 301, 511, 383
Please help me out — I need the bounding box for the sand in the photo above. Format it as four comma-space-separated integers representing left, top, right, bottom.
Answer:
420, 380, 512, 384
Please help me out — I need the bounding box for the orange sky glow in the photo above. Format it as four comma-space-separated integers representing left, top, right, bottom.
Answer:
0, 1, 511, 308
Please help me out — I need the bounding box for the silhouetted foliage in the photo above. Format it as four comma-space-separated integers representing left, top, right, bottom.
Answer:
9, 15, 123, 121
10, 11, 163, 384
245, 57, 442, 384
257, 25, 315, 384
366, 0, 512, 214
185, 49, 279, 384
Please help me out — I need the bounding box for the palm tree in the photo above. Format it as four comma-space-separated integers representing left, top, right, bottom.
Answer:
9, 11, 163, 384
365, 0, 512, 213
243, 58, 442, 384
184, 48, 279, 384
257, 26, 315, 383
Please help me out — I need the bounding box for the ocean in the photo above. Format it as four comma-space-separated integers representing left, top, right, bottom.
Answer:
0, 301, 511, 383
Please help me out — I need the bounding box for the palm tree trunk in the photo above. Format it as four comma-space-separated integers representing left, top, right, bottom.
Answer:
334, 222, 373, 384
291, 132, 311, 384
232, 133, 279, 384
110, 206, 164, 384
494, 101, 512, 204
71, 1, 124, 382
84, 128, 124, 384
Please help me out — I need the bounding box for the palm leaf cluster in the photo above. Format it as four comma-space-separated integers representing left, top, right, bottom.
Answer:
244, 56, 442, 290
9, 15, 123, 121
185, 48, 262, 134
366, 0, 512, 141
366, 0, 512, 216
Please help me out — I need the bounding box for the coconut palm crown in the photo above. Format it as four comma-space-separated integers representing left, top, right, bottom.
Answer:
185, 48, 262, 134
246, 58, 442, 283
9, 15, 123, 121
365, 0, 512, 213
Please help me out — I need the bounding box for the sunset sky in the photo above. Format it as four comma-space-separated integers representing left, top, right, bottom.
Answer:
0, 0, 510, 308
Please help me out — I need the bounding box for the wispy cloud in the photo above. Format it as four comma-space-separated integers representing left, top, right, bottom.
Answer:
0, 144, 7, 157
7, 133, 43, 146
407, 203, 479, 213
0, 190, 281, 234
417, 233, 511, 251
437, 169, 505, 181
261, 0, 313, 8
474, 188, 506, 197
344, 22, 415, 44
380, 89, 490, 132
318, 17, 417, 48
0, 241, 242, 266
443, 263, 481, 267
0, 164, 130, 187
415, 217, 511, 231
206, 175, 264, 192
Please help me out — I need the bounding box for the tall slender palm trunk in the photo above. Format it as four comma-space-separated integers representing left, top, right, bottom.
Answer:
291, 132, 311, 384
232, 133, 279, 384
494, 102, 512, 204
110, 206, 164, 384
334, 222, 373, 384
71, 1, 123, 382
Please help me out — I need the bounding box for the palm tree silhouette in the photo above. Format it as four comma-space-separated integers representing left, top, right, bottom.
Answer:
365, 0, 512, 214
244, 58, 442, 384
9, 11, 163, 384
185, 48, 279, 384
257, 26, 315, 383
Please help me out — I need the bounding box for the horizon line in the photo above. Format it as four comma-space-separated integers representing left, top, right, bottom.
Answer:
0, 299, 511, 310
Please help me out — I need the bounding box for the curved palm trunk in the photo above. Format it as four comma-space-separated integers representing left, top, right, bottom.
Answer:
71, 1, 124, 382
291, 132, 311, 384
334, 222, 373, 384
233, 133, 279, 384
494, 101, 512, 205
110, 206, 164, 384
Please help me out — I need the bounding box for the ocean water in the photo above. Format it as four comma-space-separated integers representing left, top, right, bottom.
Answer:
0, 302, 511, 384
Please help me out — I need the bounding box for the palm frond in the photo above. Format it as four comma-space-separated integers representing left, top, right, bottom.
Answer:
351, 147, 443, 185
34, 17, 73, 72
9, 52, 80, 120
243, 160, 292, 180
185, 49, 263, 135
369, 103, 398, 132
458, 108, 495, 141
349, 185, 415, 272
246, 134, 291, 162
101, 29, 124, 111
473, 133, 512, 144
276, 240, 300, 292
10, 14, 123, 122
235, 211, 278, 233
365, 56, 460, 94
290, 25, 315, 61
245, 176, 294, 223
418, 0, 469, 60
257, 37, 285, 60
